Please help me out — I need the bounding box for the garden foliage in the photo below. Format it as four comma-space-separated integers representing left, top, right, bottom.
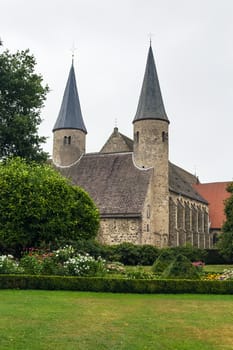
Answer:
162, 254, 200, 280
0, 158, 99, 256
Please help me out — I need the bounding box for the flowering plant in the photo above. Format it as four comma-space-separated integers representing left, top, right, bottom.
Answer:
63, 253, 107, 276
0, 255, 21, 274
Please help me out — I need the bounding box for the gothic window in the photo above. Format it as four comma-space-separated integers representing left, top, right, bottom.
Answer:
192, 206, 197, 232
185, 202, 191, 231
198, 208, 203, 232
177, 201, 184, 230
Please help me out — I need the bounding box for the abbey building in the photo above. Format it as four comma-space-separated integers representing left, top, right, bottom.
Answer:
52, 46, 213, 248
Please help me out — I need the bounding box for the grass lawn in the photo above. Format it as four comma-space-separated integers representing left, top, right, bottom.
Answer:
204, 265, 233, 273
0, 291, 233, 350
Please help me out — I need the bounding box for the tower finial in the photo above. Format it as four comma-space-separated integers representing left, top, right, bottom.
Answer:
148, 32, 154, 47
70, 42, 77, 65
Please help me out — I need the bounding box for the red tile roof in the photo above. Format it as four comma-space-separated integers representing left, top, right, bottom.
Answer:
193, 182, 232, 229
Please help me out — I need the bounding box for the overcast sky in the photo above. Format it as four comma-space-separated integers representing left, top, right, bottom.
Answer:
1, 0, 233, 183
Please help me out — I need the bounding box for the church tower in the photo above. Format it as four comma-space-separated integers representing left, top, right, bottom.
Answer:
133, 45, 170, 245
52, 60, 87, 166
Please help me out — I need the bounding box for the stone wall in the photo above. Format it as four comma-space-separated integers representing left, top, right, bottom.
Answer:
98, 217, 142, 245
169, 193, 212, 248
133, 119, 169, 240
53, 129, 86, 166
100, 127, 132, 153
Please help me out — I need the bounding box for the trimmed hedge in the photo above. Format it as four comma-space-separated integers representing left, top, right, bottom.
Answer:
1, 275, 233, 294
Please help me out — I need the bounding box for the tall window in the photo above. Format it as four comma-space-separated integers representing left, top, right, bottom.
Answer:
136, 131, 139, 143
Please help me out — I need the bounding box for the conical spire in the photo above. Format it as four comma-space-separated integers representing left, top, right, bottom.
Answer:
133, 45, 169, 123
53, 62, 87, 133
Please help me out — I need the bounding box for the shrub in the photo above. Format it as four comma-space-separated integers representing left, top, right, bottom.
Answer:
0, 255, 20, 274
113, 243, 140, 265
152, 250, 175, 274
162, 254, 200, 280
137, 245, 160, 265
63, 254, 107, 277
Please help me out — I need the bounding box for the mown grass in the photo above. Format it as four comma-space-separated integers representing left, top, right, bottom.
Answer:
204, 265, 233, 273
0, 290, 233, 349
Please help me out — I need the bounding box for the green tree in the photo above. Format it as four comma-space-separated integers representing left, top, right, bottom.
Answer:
0, 158, 100, 256
0, 49, 49, 162
218, 183, 233, 262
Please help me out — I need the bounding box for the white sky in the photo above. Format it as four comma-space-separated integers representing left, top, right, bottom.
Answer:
1, 0, 233, 183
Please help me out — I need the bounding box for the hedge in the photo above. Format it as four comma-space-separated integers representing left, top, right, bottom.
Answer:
1, 275, 233, 294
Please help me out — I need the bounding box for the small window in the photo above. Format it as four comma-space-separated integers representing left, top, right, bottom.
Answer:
63, 136, 67, 145
147, 205, 150, 218
147, 224, 150, 232
68, 136, 71, 144
136, 131, 139, 143
162, 131, 168, 142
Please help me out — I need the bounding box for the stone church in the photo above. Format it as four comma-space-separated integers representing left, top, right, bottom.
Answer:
52, 45, 212, 249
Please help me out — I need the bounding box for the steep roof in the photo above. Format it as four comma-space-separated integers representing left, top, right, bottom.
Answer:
193, 182, 232, 229
133, 45, 169, 124
169, 162, 207, 203
58, 152, 152, 217
55, 152, 208, 218
53, 62, 87, 133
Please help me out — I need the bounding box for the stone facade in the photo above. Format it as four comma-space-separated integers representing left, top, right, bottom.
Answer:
98, 217, 142, 245
169, 193, 211, 248
53, 129, 86, 166
133, 119, 169, 244
100, 127, 133, 153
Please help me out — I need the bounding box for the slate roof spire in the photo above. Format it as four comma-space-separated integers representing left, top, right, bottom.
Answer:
53, 60, 87, 133
133, 45, 169, 123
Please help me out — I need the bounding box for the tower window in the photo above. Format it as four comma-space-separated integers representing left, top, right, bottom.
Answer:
63, 136, 71, 145
162, 131, 168, 142
147, 224, 150, 232
147, 205, 150, 218
136, 131, 139, 143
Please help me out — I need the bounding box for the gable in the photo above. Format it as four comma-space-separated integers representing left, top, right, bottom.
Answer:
100, 127, 133, 153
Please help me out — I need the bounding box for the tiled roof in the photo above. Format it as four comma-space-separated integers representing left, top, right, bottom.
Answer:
56, 152, 207, 217
58, 152, 152, 217
133, 45, 169, 124
169, 163, 208, 203
53, 62, 87, 133
193, 182, 232, 229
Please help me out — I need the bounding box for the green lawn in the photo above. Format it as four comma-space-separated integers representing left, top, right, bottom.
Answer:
0, 291, 233, 350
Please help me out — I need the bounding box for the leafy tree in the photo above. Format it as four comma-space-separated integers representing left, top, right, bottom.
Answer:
0, 158, 100, 256
218, 183, 233, 262
0, 49, 49, 162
